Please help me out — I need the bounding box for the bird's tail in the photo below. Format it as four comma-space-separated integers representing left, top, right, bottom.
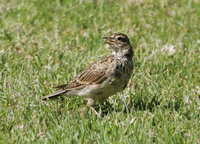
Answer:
42, 89, 66, 100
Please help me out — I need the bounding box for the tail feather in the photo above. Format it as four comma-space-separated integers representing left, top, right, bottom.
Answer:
52, 84, 68, 89
42, 89, 66, 100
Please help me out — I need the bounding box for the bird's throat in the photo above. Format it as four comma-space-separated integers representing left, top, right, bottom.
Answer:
112, 46, 133, 58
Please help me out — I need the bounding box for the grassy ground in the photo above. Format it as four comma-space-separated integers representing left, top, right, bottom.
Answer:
0, 0, 200, 143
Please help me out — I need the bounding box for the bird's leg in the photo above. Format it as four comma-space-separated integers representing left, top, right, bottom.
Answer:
121, 92, 129, 112
87, 98, 100, 118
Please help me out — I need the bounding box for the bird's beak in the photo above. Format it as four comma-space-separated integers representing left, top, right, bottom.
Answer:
103, 37, 115, 45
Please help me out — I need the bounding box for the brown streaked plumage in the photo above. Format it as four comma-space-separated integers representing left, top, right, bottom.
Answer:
42, 33, 134, 116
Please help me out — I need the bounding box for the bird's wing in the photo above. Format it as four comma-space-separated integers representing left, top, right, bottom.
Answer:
65, 55, 115, 90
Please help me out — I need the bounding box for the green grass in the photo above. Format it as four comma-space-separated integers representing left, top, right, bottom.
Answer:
0, 0, 200, 143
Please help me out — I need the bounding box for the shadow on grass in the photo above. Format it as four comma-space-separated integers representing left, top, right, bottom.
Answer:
128, 95, 183, 112
95, 95, 184, 117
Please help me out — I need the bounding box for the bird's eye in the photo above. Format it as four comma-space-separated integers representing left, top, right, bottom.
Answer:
118, 37, 123, 41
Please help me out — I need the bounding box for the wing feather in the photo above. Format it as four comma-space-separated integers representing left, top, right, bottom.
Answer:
65, 55, 114, 90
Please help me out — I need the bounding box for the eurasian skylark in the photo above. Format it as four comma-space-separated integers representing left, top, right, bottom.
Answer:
42, 33, 134, 116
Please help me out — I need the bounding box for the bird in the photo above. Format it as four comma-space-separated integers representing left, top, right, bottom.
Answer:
42, 33, 134, 116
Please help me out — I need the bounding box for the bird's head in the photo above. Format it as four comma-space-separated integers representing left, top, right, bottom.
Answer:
104, 33, 133, 57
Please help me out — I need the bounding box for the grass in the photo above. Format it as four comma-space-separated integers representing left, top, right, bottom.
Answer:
0, 0, 200, 143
